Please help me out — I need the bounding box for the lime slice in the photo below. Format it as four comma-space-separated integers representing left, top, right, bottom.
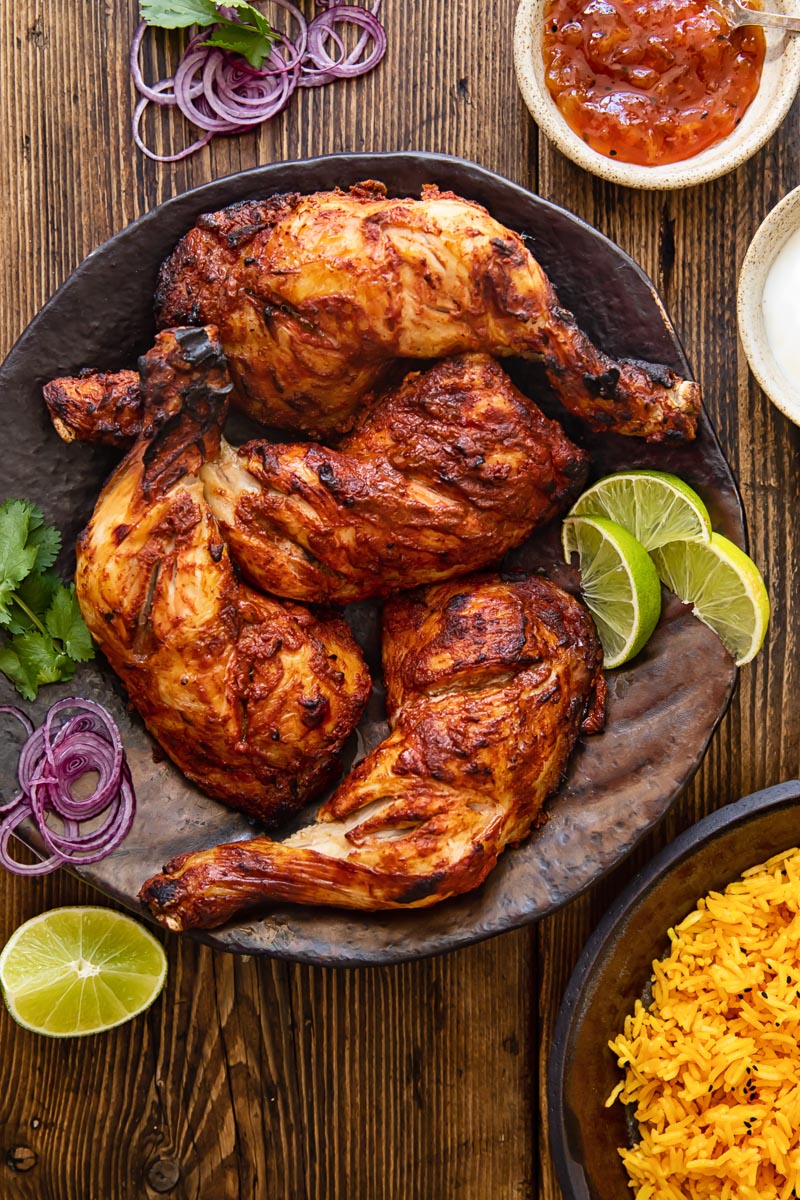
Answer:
562, 515, 662, 669
568, 470, 712, 551
0, 907, 167, 1037
652, 534, 770, 666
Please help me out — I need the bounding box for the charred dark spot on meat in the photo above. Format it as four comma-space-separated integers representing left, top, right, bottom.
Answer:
396, 871, 448, 904
142, 877, 184, 907
223, 223, 270, 248
209, 541, 225, 562
113, 524, 132, 545
262, 300, 320, 336
316, 460, 339, 491
300, 694, 331, 728
621, 357, 679, 390
583, 367, 622, 399
489, 237, 526, 267
173, 326, 223, 366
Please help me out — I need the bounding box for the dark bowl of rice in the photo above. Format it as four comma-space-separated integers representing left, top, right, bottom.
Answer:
549, 779, 800, 1200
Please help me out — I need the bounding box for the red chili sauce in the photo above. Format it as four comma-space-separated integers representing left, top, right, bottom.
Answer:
542, 0, 766, 166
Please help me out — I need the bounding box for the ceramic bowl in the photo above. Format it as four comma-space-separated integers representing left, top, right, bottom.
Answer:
738, 184, 800, 425
513, 0, 800, 189
547, 779, 800, 1200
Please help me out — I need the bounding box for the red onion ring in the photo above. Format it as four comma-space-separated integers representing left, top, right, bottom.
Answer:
0, 700, 136, 877
0, 705, 32, 816
0, 802, 68, 877
301, 3, 385, 86
131, 1, 386, 162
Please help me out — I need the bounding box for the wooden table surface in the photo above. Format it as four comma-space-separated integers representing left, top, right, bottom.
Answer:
1, 2, 798, 1197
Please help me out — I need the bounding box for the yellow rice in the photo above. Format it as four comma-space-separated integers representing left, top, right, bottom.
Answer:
607, 847, 800, 1200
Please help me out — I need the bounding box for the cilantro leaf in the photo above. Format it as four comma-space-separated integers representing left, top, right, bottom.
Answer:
0, 500, 39, 624
140, 0, 220, 28
0, 633, 75, 701
0, 643, 38, 702
28, 523, 61, 572
14, 631, 76, 691
5, 571, 60, 635
0, 500, 95, 699
141, 0, 275, 67
202, 20, 273, 69
23, 503, 45, 532
45, 585, 96, 663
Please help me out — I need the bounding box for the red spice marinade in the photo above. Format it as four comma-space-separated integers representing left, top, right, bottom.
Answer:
542, 0, 766, 166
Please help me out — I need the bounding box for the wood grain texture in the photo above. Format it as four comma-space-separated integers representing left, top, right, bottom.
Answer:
0, 0, 797, 1196
535, 106, 800, 1200
0, 3, 535, 1199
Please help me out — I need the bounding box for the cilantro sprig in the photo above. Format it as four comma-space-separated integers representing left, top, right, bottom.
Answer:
0, 500, 94, 701
140, 0, 275, 69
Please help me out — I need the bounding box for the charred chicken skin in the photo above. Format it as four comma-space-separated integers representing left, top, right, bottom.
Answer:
44, 368, 143, 446
155, 181, 699, 442
140, 573, 606, 931
75, 326, 370, 824
52, 350, 589, 603
204, 354, 589, 602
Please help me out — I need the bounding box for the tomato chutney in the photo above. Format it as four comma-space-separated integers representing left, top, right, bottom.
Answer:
542, 0, 766, 166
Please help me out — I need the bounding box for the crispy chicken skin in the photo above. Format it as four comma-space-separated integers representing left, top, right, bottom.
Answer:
155, 181, 699, 442
201, 353, 589, 602
75, 327, 370, 824
140, 574, 606, 930
44, 351, 589, 603
44, 368, 144, 446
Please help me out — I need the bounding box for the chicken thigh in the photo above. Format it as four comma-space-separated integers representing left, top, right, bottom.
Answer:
75, 326, 370, 823
46, 351, 589, 604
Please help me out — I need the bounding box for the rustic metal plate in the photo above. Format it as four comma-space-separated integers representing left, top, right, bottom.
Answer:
0, 153, 742, 965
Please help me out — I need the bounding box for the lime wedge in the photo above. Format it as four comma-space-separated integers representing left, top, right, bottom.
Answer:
568, 470, 712, 551
652, 534, 770, 666
0, 907, 167, 1037
562, 515, 662, 669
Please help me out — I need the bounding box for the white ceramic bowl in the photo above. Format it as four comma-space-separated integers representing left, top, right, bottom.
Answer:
513, 0, 800, 189
738, 184, 800, 425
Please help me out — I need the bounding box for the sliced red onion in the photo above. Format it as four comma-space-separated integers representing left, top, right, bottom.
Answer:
301, 4, 385, 86
0, 802, 68, 877
0, 700, 136, 877
133, 91, 215, 164
131, 0, 386, 162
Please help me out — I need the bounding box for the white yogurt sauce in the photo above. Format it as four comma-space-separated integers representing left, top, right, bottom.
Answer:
762, 226, 800, 388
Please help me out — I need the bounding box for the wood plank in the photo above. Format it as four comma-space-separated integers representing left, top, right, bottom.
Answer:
0, 2, 540, 1197
535, 108, 800, 1200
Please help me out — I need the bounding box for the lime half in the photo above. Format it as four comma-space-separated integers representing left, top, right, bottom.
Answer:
562, 515, 662, 669
652, 534, 770, 666
0, 907, 167, 1037
568, 470, 712, 551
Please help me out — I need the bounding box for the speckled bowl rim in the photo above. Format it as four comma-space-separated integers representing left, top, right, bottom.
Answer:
738, 184, 800, 425
547, 778, 800, 1200
513, 0, 800, 190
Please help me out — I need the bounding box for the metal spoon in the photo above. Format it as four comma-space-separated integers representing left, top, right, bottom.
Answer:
714, 0, 800, 34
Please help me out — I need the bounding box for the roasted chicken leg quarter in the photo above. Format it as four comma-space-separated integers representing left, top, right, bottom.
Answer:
75, 326, 370, 823
45, 352, 590, 603
140, 573, 606, 930
156, 182, 700, 442
200, 353, 589, 602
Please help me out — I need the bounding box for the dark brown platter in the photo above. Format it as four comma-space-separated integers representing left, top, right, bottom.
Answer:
0, 153, 742, 965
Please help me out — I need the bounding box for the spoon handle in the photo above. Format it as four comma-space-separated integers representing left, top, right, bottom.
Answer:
741, 7, 800, 33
